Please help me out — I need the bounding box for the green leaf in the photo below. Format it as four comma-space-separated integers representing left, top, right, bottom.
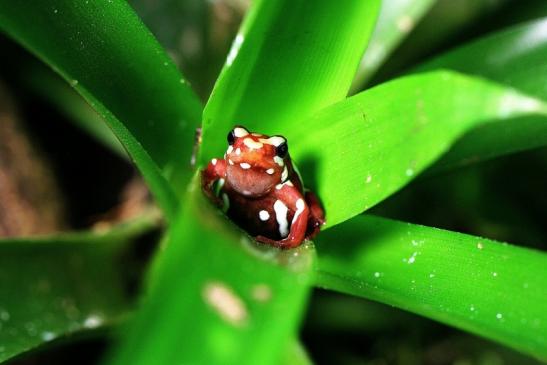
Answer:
415, 18, 547, 170
285, 70, 547, 229
0, 216, 156, 363
350, 0, 436, 91
314, 215, 547, 359
0, 1, 203, 219
201, 0, 381, 162
104, 180, 313, 365
280, 340, 312, 365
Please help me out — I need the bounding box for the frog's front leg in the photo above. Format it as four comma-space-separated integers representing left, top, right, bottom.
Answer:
256, 184, 310, 249
304, 191, 325, 239
201, 158, 226, 207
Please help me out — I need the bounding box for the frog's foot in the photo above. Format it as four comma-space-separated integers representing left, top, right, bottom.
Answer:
255, 235, 302, 250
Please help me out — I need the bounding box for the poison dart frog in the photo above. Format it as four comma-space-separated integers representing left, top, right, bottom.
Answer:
201, 126, 325, 249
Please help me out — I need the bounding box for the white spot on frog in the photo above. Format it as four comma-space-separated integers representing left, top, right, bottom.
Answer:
233, 127, 249, 137
273, 156, 284, 166
273, 200, 289, 237
281, 166, 288, 181
263, 136, 285, 147
292, 199, 305, 226
259, 210, 270, 221
266, 168, 275, 175
240, 162, 251, 169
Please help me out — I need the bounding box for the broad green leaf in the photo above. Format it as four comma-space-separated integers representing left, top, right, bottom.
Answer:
0, 1, 203, 219
314, 215, 547, 359
283, 70, 547, 229
415, 18, 547, 170
350, 0, 436, 91
105, 180, 313, 365
281, 340, 312, 365
201, 0, 381, 162
0, 216, 156, 363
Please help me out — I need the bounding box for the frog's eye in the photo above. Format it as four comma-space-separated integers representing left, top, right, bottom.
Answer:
275, 141, 288, 158
227, 129, 236, 145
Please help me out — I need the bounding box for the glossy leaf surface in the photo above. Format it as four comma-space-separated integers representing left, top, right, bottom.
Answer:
415, 18, 547, 169
0, 217, 155, 363
315, 215, 547, 359
105, 182, 313, 365
284, 70, 547, 228
201, 0, 381, 162
0, 1, 203, 218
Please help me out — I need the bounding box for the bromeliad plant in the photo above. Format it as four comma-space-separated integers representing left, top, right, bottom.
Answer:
0, 0, 546, 364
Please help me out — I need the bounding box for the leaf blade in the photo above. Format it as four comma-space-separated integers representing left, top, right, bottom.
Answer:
0, 1, 203, 217
201, 0, 381, 162
104, 181, 313, 365
285, 70, 547, 228
414, 18, 547, 170
314, 215, 547, 359
0, 216, 155, 363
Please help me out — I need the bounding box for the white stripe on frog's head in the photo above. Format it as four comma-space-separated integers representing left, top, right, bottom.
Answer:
243, 137, 263, 150
233, 126, 249, 138
259, 135, 286, 147
267, 136, 286, 147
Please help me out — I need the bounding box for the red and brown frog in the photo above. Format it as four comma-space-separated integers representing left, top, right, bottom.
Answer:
201, 126, 325, 249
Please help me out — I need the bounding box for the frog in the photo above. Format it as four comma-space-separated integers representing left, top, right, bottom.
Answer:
201, 126, 325, 249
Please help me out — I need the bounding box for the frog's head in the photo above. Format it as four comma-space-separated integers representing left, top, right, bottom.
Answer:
224, 126, 289, 197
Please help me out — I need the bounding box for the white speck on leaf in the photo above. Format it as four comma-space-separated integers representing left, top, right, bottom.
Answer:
41, 331, 56, 341
83, 314, 103, 329
405, 168, 414, 177
0, 310, 10, 321
396, 15, 414, 33
226, 34, 244, 66
496, 313, 503, 320
407, 252, 418, 264
477, 242, 484, 249
251, 284, 272, 302
203, 281, 248, 326
374, 272, 381, 278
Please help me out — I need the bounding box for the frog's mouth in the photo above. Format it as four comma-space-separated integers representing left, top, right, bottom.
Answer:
226, 165, 277, 198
